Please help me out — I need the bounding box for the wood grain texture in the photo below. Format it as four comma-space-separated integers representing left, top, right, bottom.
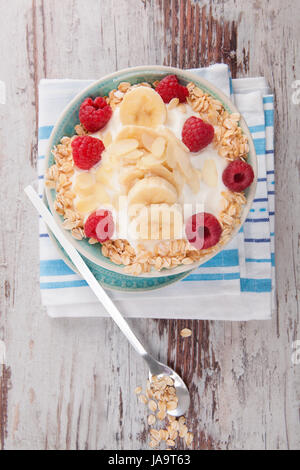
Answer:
0, 0, 299, 450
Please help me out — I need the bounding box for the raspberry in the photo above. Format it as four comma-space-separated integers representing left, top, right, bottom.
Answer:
222, 160, 254, 192
71, 135, 104, 170
182, 116, 214, 152
185, 212, 222, 250
155, 75, 188, 104
84, 210, 114, 243
79, 97, 112, 133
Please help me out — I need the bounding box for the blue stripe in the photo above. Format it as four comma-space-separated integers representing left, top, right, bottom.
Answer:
249, 124, 265, 133
270, 232, 275, 237
267, 170, 274, 175
40, 259, 75, 276
38, 155, 45, 160
263, 96, 274, 104
183, 272, 240, 282
38, 175, 44, 179
39, 126, 54, 139
250, 208, 268, 213
240, 278, 272, 292
254, 198, 268, 203
244, 238, 271, 243
40, 280, 87, 289
271, 253, 275, 267
254, 138, 266, 155
264, 110, 274, 127
245, 217, 270, 223
200, 249, 239, 268
245, 258, 271, 263
269, 211, 275, 216
268, 191, 275, 195
266, 150, 274, 155
40, 233, 49, 238
257, 177, 267, 182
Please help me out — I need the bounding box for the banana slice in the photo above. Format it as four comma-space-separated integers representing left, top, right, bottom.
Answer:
116, 126, 161, 148
202, 159, 218, 187
75, 197, 99, 214
131, 204, 183, 240
94, 185, 111, 204
95, 165, 114, 189
139, 160, 184, 195
119, 168, 145, 193
149, 165, 184, 195
75, 185, 111, 214
74, 173, 96, 197
120, 162, 183, 196
161, 128, 200, 194
128, 176, 177, 206
119, 87, 167, 127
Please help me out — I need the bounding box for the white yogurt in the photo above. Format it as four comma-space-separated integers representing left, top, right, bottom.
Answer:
101, 106, 123, 140
163, 104, 199, 139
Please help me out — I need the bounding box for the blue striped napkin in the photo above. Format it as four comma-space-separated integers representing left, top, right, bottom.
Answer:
38, 64, 275, 320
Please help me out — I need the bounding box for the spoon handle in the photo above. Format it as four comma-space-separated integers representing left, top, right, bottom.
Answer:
25, 185, 148, 357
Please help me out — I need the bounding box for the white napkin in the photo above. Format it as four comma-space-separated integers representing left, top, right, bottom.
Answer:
38, 64, 275, 320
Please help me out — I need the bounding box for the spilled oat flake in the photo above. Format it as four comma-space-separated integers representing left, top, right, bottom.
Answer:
180, 328, 192, 338
135, 375, 193, 449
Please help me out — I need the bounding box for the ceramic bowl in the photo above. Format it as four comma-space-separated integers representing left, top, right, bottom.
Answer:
45, 65, 257, 292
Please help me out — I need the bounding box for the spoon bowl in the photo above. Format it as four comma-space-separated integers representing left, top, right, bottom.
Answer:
145, 354, 190, 417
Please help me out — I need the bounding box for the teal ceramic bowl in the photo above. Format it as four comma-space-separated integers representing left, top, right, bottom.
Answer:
45, 65, 257, 292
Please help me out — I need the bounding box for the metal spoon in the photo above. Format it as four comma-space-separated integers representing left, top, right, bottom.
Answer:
25, 186, 190, 417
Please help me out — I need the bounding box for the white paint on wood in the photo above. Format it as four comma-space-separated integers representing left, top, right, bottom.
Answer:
0, 341, 6, 366
0, 0, 299, 450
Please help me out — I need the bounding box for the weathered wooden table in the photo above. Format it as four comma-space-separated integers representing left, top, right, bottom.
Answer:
0, 0, 299, 450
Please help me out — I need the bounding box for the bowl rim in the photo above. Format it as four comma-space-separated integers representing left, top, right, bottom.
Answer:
45, 65, 257, 279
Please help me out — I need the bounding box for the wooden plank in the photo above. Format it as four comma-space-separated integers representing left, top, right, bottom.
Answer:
0, 0, 299, 450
